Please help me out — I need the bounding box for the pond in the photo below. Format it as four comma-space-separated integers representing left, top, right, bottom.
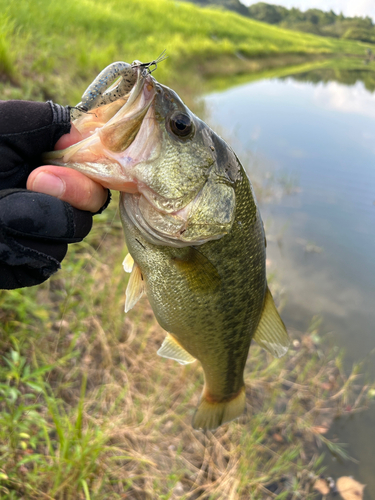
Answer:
204, 69, 375, 497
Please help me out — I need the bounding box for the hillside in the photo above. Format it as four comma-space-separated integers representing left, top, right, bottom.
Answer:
0, 0, 372, 106
247, 2, 375, 43
177, 0, 249, 16
179, 0, 375, 44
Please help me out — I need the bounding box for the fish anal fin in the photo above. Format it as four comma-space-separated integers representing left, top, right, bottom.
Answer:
122, 252, 134, 273
157, 334, 196, 365
125, 262, 145, 313
253, 286, 290, 358
192, 386, 246, 430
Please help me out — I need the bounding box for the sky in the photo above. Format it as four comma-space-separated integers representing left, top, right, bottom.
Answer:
243, 0, 375, 20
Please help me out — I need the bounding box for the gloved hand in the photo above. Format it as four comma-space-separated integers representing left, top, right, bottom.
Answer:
0, 100, 109, 289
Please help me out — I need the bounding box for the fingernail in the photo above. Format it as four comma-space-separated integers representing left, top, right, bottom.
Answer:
31, 172, 65, 197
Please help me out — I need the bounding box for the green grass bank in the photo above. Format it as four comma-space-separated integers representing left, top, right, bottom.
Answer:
0, 0, 374, 105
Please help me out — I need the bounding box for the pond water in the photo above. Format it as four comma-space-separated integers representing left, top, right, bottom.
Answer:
204, 73, 375, 497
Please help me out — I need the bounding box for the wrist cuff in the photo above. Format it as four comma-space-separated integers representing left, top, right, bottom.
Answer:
47, 101, 71, 125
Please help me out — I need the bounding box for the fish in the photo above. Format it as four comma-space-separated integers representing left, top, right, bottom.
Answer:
44, 63, 290, 430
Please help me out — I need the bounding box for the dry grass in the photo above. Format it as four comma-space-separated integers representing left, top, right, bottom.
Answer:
0, 197, 372, 499
0, 2, 374, 494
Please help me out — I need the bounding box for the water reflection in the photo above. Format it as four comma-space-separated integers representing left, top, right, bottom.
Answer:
313, 80, 375, 118
204, 71, 375, 498
281, 67, 375, 92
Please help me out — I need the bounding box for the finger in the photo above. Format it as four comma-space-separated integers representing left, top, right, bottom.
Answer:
27, 166, 108, 213
54, 122, 83, 150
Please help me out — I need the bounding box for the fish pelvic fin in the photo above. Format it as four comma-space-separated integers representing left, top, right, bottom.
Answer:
192, 386, 246, 431
253, 286, 290, 358
157, 333, 196, 365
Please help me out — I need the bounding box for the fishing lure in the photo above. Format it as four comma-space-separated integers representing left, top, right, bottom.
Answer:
71, 50, 167, 120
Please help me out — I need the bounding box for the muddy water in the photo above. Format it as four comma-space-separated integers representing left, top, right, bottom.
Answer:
204, 75, 375, 498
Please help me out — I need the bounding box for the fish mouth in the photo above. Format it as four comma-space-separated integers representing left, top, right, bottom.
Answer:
43, 67, 158, 192
44, 70, 236, 248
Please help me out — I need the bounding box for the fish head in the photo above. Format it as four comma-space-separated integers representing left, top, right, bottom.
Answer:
44, 69, 241, 247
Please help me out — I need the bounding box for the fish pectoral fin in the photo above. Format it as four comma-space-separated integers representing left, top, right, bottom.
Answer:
157, 334, 196, 365
122, 252, 134, 273
171, 247, 221, 293
253, 286, 290, 358
125, 262, 145, 313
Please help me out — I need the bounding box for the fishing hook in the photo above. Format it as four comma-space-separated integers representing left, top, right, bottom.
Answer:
132, 49, 168, 74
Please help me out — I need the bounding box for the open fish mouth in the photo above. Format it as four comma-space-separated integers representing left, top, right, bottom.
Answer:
44, 66, 236, 248
43, 67, 158, 193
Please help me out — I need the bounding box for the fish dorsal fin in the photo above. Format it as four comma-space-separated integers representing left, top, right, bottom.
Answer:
253, 287, 290, 358
122, 252, 134, 273
157, 333, 196, 365
125, 262, 145, 313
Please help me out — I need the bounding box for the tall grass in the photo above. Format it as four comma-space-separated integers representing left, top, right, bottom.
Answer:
0, 195, 373, 499
0, 1, 374, 497
0, 14, 16, 79
0, 0, 373, 104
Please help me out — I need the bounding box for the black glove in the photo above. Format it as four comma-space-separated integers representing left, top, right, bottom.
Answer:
0, 100, 94, 289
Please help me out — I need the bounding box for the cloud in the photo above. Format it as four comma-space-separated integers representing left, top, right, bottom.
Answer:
313, 81, 375, 118
244, 0, 375, 20
250, 125, 261, 141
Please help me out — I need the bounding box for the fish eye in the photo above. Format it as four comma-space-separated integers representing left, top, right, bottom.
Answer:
169, 112, 194, 138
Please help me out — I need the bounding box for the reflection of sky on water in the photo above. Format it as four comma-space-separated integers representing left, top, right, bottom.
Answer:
314, 80, 375, 119
204, 79, 375, 334
204, 77, 375, 497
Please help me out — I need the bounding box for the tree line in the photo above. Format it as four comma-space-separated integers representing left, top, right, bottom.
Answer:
180, 0, 375, 44
247, 2, 375, 43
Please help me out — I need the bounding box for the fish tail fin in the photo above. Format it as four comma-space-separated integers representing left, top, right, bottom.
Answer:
192, 386, 246, 431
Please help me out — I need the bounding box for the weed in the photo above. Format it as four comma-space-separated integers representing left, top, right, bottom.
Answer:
0, 2, 374, 497
0, 204, 372, 498
0, 0, 373, 103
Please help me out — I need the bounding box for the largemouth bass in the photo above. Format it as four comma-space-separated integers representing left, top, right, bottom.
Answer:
45, 64, 290, 430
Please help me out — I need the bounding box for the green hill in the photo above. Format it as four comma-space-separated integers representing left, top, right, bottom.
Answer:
177, 0, 249, 16
247, 2, 375, 43
178, 0, 375, 44
0, 0, 372, 105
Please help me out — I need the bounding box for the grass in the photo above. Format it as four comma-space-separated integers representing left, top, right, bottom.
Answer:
1, 0, 374, 105
0, 196, 373, 499
1, 0, 375, 497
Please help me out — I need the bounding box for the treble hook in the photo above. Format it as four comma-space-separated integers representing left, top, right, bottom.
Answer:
132, 49, 168, 74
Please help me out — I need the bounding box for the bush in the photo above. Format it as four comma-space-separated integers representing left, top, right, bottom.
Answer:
342, 27, 375, 43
